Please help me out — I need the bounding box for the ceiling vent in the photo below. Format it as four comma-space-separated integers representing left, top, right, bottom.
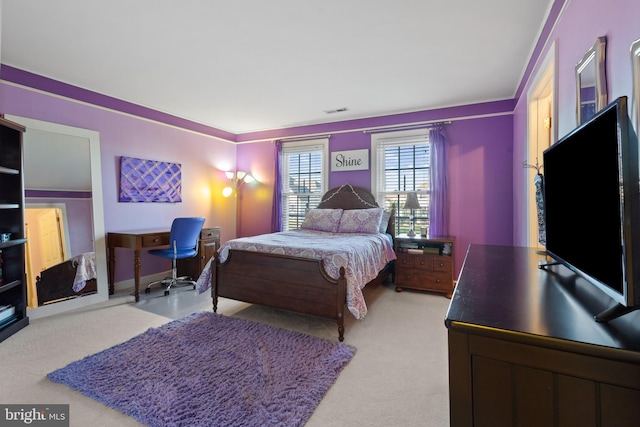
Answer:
323, 107, 349, 114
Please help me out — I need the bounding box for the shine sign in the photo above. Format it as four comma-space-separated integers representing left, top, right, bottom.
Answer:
331, 149, 369, 172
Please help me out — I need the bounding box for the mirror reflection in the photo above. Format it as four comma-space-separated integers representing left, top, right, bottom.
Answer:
576, 36, 607, 124
22, 129, 95, 307
5, 115, 108, 318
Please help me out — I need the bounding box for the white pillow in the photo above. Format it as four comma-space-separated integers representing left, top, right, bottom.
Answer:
300, 209, 344, 232
337, 208, 384, 234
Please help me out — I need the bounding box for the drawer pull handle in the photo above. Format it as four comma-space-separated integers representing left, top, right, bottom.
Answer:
153, 238, 159, 243
436, 278, 441, 283
438, 263, 444, 267
419, 261, 426, 265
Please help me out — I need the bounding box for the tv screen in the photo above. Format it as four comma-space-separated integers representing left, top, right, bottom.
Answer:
543, 96, 640, 321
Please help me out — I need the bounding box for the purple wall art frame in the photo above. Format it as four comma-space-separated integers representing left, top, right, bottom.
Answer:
119, 156, 182, 203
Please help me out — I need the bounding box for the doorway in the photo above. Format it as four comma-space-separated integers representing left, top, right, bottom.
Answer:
526, 43, 557, 249
25, 206, 70, 308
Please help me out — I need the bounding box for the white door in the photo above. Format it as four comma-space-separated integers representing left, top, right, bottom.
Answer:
526, 44, 556, 249
38, 208, 66, 269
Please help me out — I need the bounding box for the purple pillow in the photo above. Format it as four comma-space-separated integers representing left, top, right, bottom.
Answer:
300, 209, 344, 232
338, 208, 384, 234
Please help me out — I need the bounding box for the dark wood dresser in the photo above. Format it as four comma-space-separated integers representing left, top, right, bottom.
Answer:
445, 244, 640, 427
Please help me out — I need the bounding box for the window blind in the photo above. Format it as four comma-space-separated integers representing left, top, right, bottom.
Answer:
281, 140, 327, 231
373, 133, 430, 234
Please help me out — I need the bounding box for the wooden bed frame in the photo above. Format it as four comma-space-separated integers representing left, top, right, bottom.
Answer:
36, 258, 97, 306
211, 184, 395, 341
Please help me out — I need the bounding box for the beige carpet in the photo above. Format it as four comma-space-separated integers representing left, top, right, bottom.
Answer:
0, 283, 451, 427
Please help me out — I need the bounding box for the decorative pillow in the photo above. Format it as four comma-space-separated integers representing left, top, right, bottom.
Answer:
378, 210, 393, 233
300, 208, 344, 232
338, 208, 384, 234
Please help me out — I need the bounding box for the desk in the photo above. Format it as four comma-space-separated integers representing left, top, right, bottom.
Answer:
107, 227, 221, 302
107, 230, 170, 302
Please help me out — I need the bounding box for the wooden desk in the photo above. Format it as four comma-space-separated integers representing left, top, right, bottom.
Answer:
107, 230, 170, 302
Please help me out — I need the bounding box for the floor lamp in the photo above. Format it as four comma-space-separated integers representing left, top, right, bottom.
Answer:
223, 171, 255, 236
404, 192, 421, 237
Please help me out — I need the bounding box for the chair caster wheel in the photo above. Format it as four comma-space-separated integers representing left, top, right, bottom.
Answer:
145, 288, 151, 294
164, 290, 170, 296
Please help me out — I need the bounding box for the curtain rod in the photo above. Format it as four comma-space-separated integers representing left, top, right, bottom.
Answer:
275, 134, 331, 143
363, 121, 451, 134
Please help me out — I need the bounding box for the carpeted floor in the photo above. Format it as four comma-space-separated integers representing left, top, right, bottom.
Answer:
48, 311, 356, 427
0, 282, 451, 426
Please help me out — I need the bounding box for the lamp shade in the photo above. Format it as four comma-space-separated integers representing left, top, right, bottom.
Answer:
403, 192, 421, 210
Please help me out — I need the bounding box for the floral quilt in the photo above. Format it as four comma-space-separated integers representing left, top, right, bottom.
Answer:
196, 230, 396, 319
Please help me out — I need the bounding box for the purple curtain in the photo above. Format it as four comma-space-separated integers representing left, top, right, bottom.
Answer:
271, 140, 283, 232
429, 126, 449, 237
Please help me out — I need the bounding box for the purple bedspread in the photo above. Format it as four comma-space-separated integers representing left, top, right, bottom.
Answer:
196, 230, 396, 319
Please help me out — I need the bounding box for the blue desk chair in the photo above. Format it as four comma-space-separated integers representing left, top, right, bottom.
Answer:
145, 217, 205, 296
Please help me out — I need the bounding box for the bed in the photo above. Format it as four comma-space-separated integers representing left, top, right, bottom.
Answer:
35, 252, 97, 306
196, 184, 396, 341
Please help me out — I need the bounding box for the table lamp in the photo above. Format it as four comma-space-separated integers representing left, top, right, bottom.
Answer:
403, 192, 421, 237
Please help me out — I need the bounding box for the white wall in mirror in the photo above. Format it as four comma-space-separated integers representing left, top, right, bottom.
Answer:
6, 115, 108, 319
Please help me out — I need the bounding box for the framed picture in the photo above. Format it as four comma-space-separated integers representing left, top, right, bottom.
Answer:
119, 156, 182, 203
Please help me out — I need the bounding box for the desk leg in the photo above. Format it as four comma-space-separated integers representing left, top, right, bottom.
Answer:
134, 249, 141, 302
108, 246, 115, 295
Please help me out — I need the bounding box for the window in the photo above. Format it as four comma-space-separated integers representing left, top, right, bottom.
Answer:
371, 130, 430, 236
280, 139, 328, 231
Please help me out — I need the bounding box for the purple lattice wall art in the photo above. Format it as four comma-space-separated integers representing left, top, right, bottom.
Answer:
119, 156, 182, 203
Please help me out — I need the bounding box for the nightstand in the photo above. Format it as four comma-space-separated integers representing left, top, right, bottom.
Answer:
394, 234, 455, 298
177, 227, 221, 281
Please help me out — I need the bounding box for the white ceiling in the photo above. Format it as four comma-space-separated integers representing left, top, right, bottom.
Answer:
1, 0, 553, 135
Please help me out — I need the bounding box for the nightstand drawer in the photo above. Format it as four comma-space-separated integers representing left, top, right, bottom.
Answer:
397, 253, 415, 269
414, 255, 432, 270
397, 270, 451, 291
433, 257, 452, 273
201, 227, 220, 240
422, 273, 452, 292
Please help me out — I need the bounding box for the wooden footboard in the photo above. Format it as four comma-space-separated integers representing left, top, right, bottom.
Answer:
213, 249, 348, 341
36, 259, 97, 306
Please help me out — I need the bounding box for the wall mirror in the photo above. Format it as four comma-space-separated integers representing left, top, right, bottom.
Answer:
576, 36, 607, 124
631, 38, 640, 134
6, 115, 108, 319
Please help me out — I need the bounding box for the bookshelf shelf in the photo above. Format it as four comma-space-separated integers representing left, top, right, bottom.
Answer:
0, 116, 28, 342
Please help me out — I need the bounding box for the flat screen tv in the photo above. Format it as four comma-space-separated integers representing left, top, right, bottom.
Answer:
542, 96, 640, 322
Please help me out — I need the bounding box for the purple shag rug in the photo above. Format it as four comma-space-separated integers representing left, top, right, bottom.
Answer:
48, 311, 356, 427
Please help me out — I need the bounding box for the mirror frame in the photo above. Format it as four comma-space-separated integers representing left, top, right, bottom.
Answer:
631, 38, 640, 134
6, 115, 109, 318
576, 36, 607, 124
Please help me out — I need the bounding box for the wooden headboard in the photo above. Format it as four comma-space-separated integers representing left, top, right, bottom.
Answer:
317, 184, 395, 238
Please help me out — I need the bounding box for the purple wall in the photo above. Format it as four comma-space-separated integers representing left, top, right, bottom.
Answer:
237, 109, 515, 276
512, 0, 640, 245
0, 82, 239, 283
4, 0, 638, 283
